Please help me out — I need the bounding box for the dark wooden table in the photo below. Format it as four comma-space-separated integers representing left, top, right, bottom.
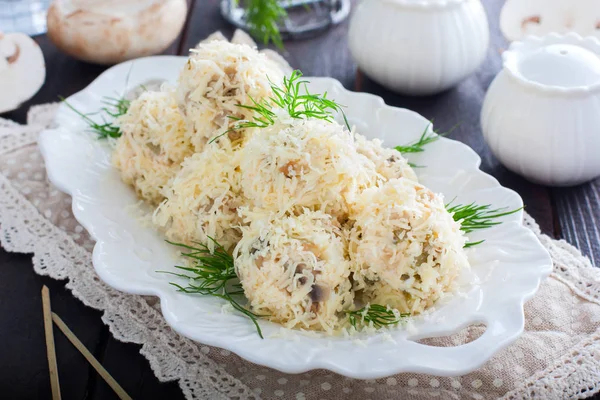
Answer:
2, 1, 599, 399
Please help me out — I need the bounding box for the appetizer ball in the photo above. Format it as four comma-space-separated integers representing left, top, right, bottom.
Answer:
152, 145, 243, 252
176, 40, 286, 150
348, 178, 469, 315
113, 90, 192, 204
234, 210, 354, 333
354, 133, 418, 182
240, 118, 378, 221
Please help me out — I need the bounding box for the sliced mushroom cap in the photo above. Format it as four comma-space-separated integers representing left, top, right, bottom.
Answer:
0, 32, 45, 114
309, 284, 331, 303
46, 0, 188, 65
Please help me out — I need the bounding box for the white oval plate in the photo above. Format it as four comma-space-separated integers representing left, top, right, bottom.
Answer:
39, 56, 552, 379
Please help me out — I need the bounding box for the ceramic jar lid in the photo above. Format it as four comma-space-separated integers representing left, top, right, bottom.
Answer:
504, 34, 600, 92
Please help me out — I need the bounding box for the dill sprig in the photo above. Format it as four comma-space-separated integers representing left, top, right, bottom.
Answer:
269, 70, 347, 124
101, 96, 130, 119
61, 95, 130, 139
395, 125, 440, 154
346, 304, 410, 330
446, 201, 523, 247
463, 239, 485, 249
237, 0, 287, 49
160, 239, 266, 339
447, 202, 522, 234
212, 70, 349, 142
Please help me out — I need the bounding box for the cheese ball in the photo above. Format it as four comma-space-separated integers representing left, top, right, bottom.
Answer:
354, 133, 418, 182
176, 40, 285, 150
152, 145, 243, 252
240, 118, 378, 221
113, 90, 192, 204
234, 210, 354, 333
348, 178, 469, 315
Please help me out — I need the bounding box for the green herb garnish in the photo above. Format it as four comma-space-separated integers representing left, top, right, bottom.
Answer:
212, 70, 349, 142
238, 0, 287, 49
463, 240, 485, 249
61, 95, 130, 139
101, 96, 130, 120
446, 201, 523, 247
346, 304, 410, 330
395, 126, 440, 154
270, 70, 346, 123
160, 239, 266, 339
447, 202, 523, 233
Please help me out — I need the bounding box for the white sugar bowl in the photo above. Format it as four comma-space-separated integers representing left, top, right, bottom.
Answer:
348, 0, 489, 96
481, 34, 600, 186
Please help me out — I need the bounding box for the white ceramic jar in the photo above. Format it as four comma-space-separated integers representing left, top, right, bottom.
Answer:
481, 34, 600, 186
348, 0, 490, 96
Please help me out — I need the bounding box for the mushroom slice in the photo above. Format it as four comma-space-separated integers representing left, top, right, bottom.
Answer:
521, 15, 541, 30
0, 32, 45, 114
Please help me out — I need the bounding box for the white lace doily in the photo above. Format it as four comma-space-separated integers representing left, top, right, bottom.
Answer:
1, 104, 599, 400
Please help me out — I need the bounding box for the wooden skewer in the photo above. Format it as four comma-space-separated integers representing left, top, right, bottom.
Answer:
51, 312, 133, 400
41, 286, 62, 400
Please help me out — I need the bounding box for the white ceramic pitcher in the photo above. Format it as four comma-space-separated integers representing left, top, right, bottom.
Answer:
481, 34, 600, 186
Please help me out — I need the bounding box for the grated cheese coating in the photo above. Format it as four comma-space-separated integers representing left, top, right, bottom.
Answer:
152, 145, 244, 252
113, 90, 192, 204
111, 44, 472, 334
348, 178, 469, 315
240, 118, 379, 222
354, 133, 418, 182
177, 40, 286, 151
234, 210, 354, 333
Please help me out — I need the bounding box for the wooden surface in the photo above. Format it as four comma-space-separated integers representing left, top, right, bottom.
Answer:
1, 0, 599, 399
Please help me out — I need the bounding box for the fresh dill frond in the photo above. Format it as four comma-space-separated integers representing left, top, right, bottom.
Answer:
271, 70, 346, 123
60, 95, 130, 139
408, 162, 424, 169
237, 0, 287, 48
234, 97, 278, 129
214, 70, 350, 142
447, 202, 522, 234
446, 200, 523, 247
395, 125, 440, 154
160, 239, 265, 339
463, 240, 485, 248
101, 96, 130, 119
345, 304, 410, 330
396, 123, 460, 156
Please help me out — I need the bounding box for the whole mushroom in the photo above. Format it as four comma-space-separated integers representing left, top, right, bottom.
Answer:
0, 32, 46, 114
47, 0, 188, 65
